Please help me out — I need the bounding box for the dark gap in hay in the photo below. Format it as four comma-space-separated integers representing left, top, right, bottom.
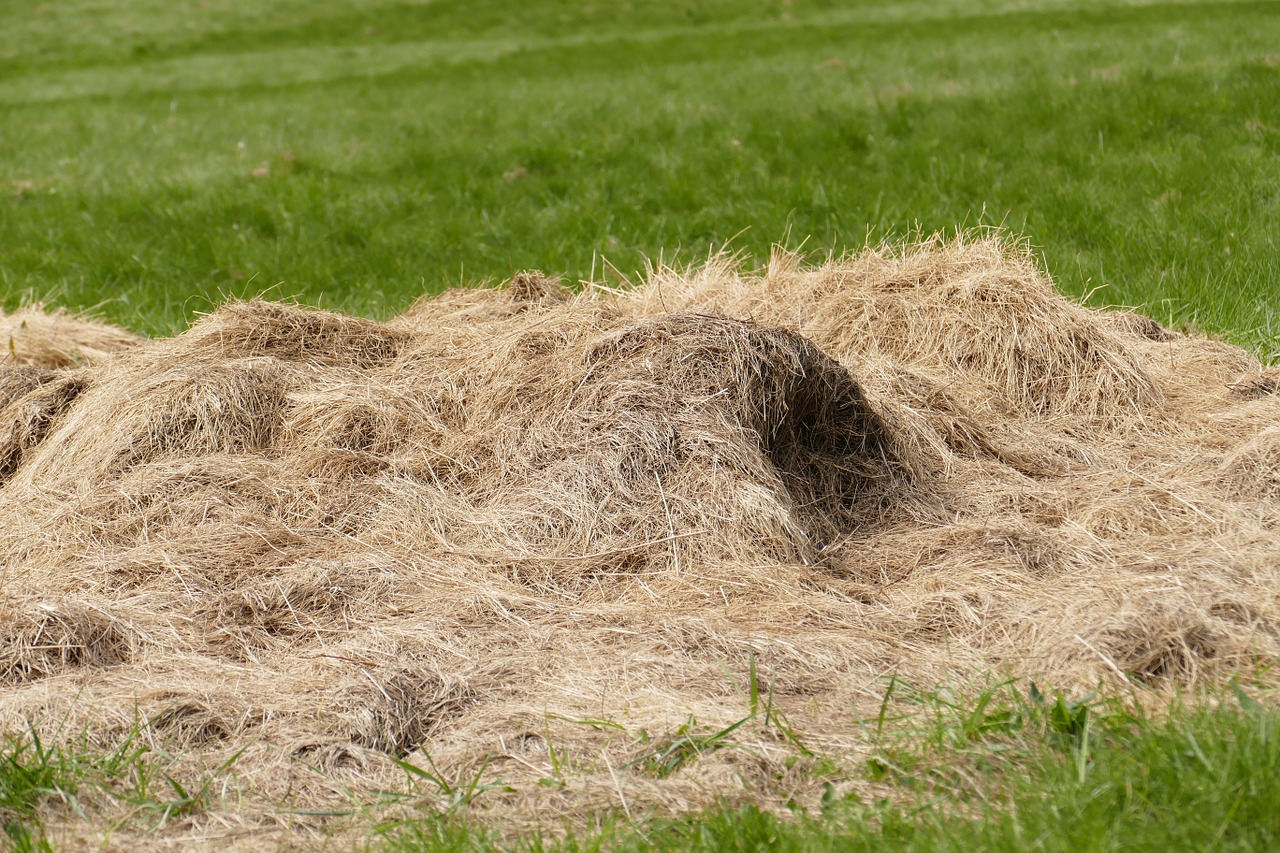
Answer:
1232, 374, 1280, 400
339, 668, 475, 758
0, 600, 132, 684
0, 370, 88, 481
0, 365, 54, 409
1108, 310, 1178, 343
197, 561, 391, 657
762, 335, 894, 507
1102, 612, 1224, 683
583, 313, 903, 551
289, 739, 381, 774
143, 695, 238, 746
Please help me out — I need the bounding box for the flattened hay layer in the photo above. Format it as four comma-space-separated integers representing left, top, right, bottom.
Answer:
3, 236, 1279, 848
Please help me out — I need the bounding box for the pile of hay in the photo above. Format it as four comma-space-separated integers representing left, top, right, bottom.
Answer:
2, 235, 1278, 848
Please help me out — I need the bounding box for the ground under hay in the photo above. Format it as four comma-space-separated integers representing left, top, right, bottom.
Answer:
3, 236, 1279, 849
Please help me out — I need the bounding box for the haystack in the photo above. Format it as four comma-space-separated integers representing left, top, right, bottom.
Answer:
2, 235, 1278, 849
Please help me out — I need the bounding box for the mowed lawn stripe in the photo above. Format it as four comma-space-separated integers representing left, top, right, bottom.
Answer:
3, 0, 1277, 105
3, 0, 1267, 74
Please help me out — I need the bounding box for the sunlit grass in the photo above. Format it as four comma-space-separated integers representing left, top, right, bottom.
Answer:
1, 0, 1277, 340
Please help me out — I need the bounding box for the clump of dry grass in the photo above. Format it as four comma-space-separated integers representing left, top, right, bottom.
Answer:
0, 304, 141, 368
2, 234, 1278, 849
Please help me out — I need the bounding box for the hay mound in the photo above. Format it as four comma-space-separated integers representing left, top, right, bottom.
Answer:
1, 304, 141, 368
3, 236, 1279, 848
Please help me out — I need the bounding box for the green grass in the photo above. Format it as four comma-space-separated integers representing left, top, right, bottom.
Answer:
373, 681, 1280, 852
6, 683, 1276, 851
1, 0, 1278, 341
0, 724, 245, 850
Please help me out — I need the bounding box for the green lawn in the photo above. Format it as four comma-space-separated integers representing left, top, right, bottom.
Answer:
3, 0, 1279, 342
3, 0, 1280, 849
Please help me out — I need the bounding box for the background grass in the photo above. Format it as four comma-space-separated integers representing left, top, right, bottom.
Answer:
2, 0, 1278, 342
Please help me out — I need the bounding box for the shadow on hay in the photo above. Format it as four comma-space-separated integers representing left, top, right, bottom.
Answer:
580, 312, 904, 549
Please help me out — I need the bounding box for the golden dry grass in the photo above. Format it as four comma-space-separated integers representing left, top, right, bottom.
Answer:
0, 304, 141, 369
2, 235, 1278, 849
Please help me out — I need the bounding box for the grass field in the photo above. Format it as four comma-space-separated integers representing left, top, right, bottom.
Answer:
3, 0, 1280, 850
3, 0, 1279, 342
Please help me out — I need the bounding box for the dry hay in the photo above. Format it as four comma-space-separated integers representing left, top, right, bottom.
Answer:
2, 234, 1279, 849
0, 303, 141, 369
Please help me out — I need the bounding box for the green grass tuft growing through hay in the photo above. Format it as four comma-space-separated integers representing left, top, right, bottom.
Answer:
0, 724, 247, 850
